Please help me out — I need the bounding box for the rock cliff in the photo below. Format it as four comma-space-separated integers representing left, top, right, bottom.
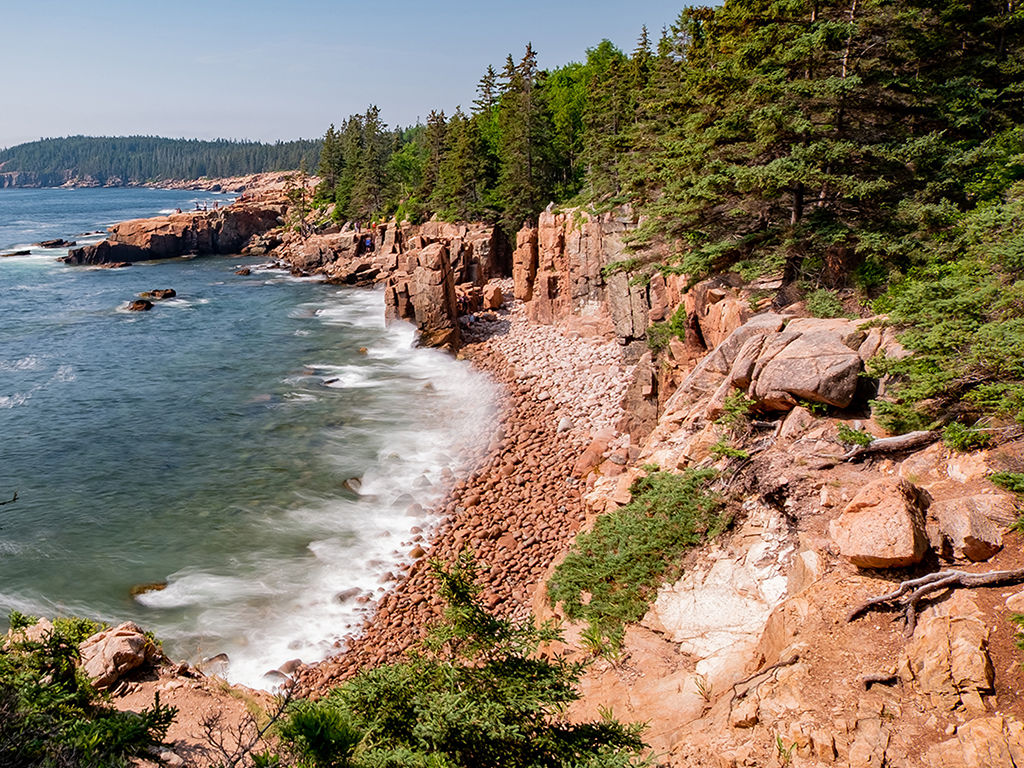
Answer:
63, 200, 287, 265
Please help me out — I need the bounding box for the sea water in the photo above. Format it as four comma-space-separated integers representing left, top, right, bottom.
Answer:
0, 188, 496, 688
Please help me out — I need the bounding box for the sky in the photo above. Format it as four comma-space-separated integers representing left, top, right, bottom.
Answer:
0, 0, 695, 150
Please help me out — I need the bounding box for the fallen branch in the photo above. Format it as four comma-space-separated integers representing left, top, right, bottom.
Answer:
843, 430, 937, 462
848, 568, 1024, 636
0, 492, 16, 507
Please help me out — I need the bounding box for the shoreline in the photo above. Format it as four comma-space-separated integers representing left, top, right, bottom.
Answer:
298, 285, 633, 693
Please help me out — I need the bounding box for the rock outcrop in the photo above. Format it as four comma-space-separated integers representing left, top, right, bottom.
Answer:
79, 622, 163, 690
383, 242, 461, 351
829, 478, 931, 568
63, 200, 286, 265
511, 208, 680, 345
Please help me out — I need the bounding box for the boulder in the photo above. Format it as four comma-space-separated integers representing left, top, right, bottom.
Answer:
932, 495, 1009, 562
127, 299, 153, 312
749, 320, 865, 410
482, 282, 504, 310
829, 478, 930, 568
139, 289, 176, 300
79, 621, 162, 689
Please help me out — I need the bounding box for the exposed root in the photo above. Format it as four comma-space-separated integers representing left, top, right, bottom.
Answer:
848, 568, 1024, 636
730, 654, 801, 703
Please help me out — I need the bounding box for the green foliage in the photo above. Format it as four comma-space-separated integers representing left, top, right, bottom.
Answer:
277, 554, 646, 768
709, 439, 749, 461
942, 422, 993, 452
0, 135, 321, 185
990, 472, 1024, 495
837, 424, 874, 447
1010, 614, 1024, 659
870, 181, 1024, 427
548, 469, 726, 652
797, 399, 831, 417
716, 390, 755, 433
646, 303, 687, 352
805, 289, 847, 319
0, 617, 176, 766
7, 611, 38, 633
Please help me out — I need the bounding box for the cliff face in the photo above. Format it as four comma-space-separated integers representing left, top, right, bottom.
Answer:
62, 200, 287, 265
267, 219, 511, 353
512, 208, 663, 344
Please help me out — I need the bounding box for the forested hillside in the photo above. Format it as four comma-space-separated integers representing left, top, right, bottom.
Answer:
317, 0, 1024, 433
0, 136, 322, 186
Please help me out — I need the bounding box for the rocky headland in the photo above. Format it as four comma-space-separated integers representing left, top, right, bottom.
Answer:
43, 190, 1024, 767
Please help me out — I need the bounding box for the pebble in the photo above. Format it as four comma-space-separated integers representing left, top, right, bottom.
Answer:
296, 286, 633, 695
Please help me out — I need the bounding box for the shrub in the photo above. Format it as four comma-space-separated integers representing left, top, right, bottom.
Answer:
646, 303, 688, 353
547, 469, 726, 652
716, 390, 754, 433
990, 471, 1024, 494
277, 555, 646, 768
0, 613, 176, 766
709, 438, 749, 460
942, 422, 992, 452
805, 288, 846, 318
837, 424, 874, 447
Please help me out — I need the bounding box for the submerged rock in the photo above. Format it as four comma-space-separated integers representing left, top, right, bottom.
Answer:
127, 299, 153, 312
139, 288, 176, 300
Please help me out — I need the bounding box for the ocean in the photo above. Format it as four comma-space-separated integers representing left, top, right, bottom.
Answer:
0, 187, 496, 688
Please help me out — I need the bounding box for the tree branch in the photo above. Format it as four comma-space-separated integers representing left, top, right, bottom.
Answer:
842, 431, 937, 462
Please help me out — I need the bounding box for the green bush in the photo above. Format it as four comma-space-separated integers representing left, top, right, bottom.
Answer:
805, 288, 846, 318
990, 471, 1024, 494
870, 182, 1024, 428
942, 422, 993, 452
837, 424, 874, 447
709, 438, 749, 460
646, 303, 688, 353
0, 614, 176, 767
277, 555, 646, 768
547, 469, 726, 651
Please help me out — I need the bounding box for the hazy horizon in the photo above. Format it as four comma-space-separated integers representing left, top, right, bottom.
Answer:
2, 0, 703, 151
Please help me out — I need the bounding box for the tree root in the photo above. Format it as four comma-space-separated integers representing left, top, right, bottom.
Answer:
848, 568, 1024, 636
842, 430, 937, 462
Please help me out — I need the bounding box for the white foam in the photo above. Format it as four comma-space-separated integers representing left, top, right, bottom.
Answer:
179, 291, 498, 690
0, 355, 42, 372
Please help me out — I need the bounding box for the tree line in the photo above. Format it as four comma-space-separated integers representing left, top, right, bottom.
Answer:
316, 0, 1024, 430
0, 136, 322, 186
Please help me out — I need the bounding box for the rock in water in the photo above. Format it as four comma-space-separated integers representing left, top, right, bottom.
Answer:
127, 299, 153, 312
139, 288, 176, 300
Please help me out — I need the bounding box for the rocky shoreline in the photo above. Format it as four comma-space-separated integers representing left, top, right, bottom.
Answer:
299, 283, 633, 692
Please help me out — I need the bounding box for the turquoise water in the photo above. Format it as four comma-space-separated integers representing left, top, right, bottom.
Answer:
0, 189, 495, 687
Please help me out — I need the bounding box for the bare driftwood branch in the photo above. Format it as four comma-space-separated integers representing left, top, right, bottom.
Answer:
843, 430, 937, 462
0, 492, 17, 507
848, 568, 1024, 636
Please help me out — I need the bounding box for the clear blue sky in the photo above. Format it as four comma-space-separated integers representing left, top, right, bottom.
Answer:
0, 0, 702, 150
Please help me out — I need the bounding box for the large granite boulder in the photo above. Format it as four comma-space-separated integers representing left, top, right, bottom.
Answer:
829, 478, 931, 568
79, 621, 163, 690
